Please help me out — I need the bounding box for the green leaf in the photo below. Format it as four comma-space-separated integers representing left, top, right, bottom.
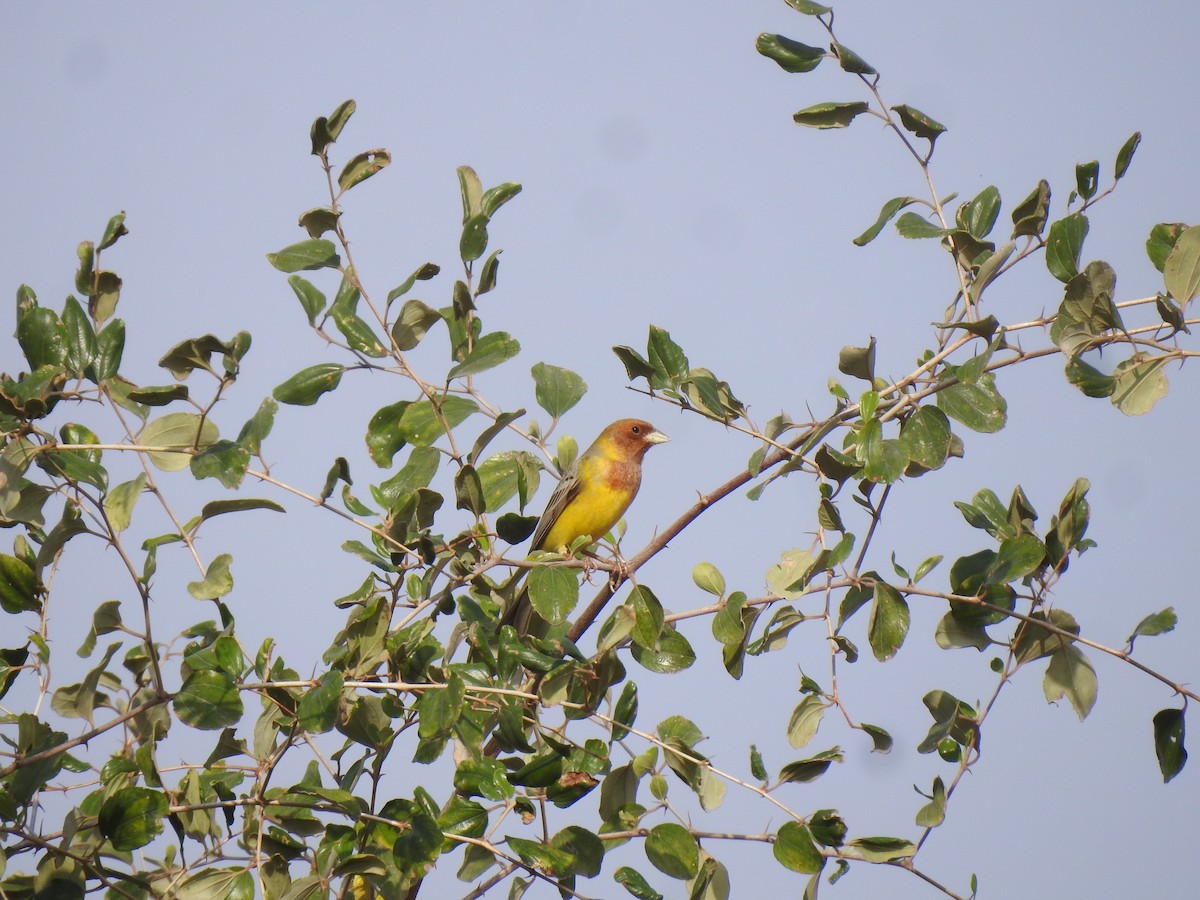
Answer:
98, 786, 168, 851
506, 836, 575, 878
817, 499, 844, 532
859, 723, 893, 753
837, 338, 875, 382
1114, 131, 1141, 180
1153, 708, 1187, 783
174, 669, 244, 730
104, 474, 147, 533
74, 243, 94, 296
934, 610, 991, 651
755, 33, 826, 73
630, 626, 696, 674
992, 533, 1046, 582
460, 214, 489, 263
784, 0, 832, 13
16, 305, 66, 370
646, 325, 688, 388
692, 562, 725, 597
961, 185, 1001, 239
391, 298, 442, 351
792, 101, 871, 129
531, 362, 588, 419
190, 440, 252, 489
1129, 607, 1177, 645
236, 398, 277, 457
454, 758, 514, 802
644, 823, 700, 879
76, 600, 122, 658
187, 553, 234, 600
99, 212, 129, 250
1011, 179, 1051, 238
900, 406, 952, 472
612, 345, 657, 383
365, 401, 410, 467
1110, 353, 1168, 416
854, 196, 918, 246
1164, 225, 1200, 305
477, 248, 503, 294
399, 397, 478, 446
606, 682, 638, 745
61, 295, 96, 376
329, 276, 387, 357
778, 747, 842, 783
915, 776, 947, 827
481, 181, 523, 218
1155, 295, 1189, 335
46, 422, 107, 490
439, 796, 490, 846
469, 409, 523, 465
831, 41, 875, 74
891, 104, 945, 142
454, 464, 486, 516
457, 165, 483, 220
298, 670, 344, 734
266, 238, 339, 272
1075, 160, 1099, 201
528, 566, 579, 626
1045, 214, 1089, 283
858, 419, 907, 484
937, 371, 1006, 433
867, 582, 910, 661
126, 383, 188, 407
786, 695, 826, 749
141, 412, 220, 471
447, 331, 520, 379
773, 822, 824, 874
551, 825, 605, 878
614, 866, 663, 900
272, 363, 345, 406
1064, 356, 1116, 398
297, 206, 340, 238
309, 99, 355, 154
0, 554, 41, 614
630, 585, 666, 650
415, 672, 465, 743
92, 318, 126, 382
285, 277, 326, 329
90, 270, 122, 323
1147, 223, 1187, 273
475, 450, 540, 512
189, 499, 285, 535
338, 148, 391, 191
849, 836, 915, 863
895, 211, 949, 239
387, 262, 441, 303
391, 801, 443, 873
1043, 644, 1097, 720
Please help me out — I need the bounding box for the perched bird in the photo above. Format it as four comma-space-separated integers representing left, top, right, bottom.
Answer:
501, 418, 669, 636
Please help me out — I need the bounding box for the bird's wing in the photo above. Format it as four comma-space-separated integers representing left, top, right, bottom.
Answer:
528, 466, 583, 551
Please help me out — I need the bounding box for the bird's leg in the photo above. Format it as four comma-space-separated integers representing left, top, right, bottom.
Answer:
606, 548, 630, 590
574, 548, 604, 584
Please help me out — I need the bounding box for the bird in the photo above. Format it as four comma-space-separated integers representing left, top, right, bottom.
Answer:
500, 418, 669, 637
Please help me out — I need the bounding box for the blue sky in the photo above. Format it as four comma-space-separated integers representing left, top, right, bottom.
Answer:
4, 2, 1199, 897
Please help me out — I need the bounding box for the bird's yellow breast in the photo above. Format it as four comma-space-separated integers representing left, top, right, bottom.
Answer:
537, 454, 639, 552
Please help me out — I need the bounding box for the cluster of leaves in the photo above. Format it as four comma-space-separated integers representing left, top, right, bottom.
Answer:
1, 5, 1197, 900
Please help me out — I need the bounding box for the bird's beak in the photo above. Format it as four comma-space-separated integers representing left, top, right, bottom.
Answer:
645, 430, 670, 445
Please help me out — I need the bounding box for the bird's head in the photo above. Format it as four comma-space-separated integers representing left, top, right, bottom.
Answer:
603, 418, 670, 459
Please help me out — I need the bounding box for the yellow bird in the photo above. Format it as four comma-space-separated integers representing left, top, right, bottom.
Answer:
502, 418, 669, 635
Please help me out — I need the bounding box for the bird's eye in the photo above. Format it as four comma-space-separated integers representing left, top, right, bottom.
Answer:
631, 425, 641, 434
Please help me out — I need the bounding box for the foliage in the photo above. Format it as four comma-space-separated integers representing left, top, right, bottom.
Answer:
2, 7, 1197, 899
